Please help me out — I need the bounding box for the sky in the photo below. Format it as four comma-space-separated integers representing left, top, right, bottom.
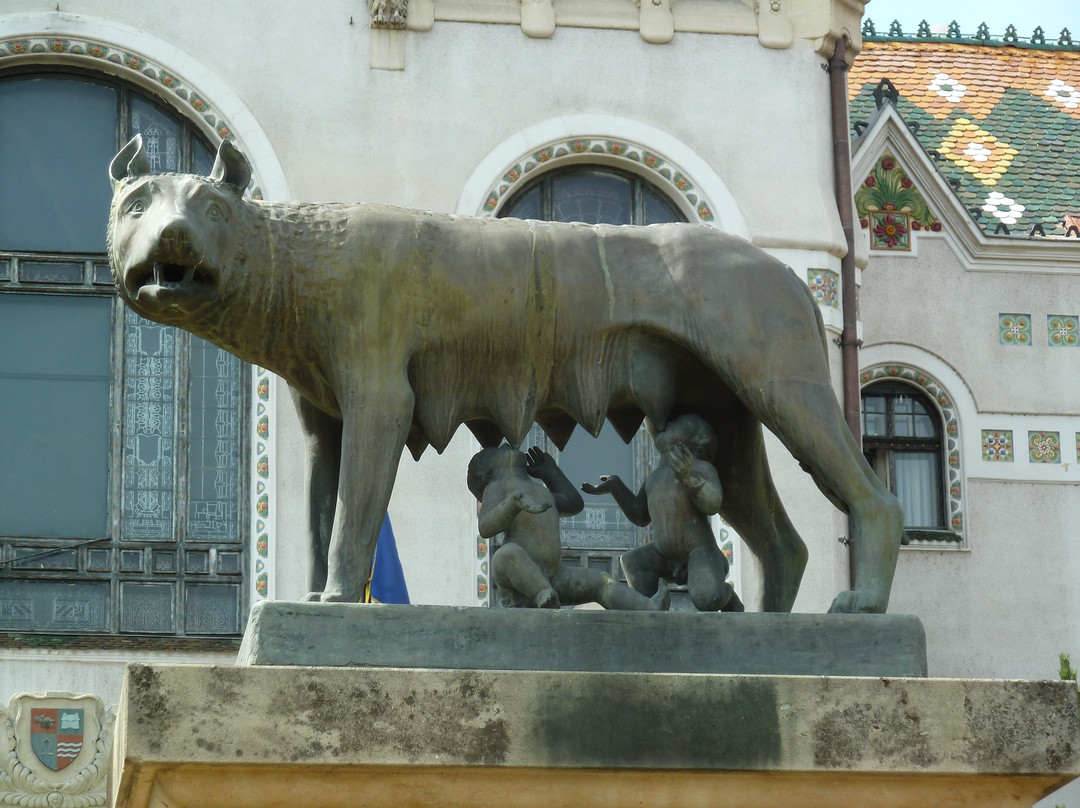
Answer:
863, 0, 1077, 40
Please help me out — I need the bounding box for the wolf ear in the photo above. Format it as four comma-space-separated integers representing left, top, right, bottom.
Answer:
110, 134, 151, 190
210, 139, 252, 194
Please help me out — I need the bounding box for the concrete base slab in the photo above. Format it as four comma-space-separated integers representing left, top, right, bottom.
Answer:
238, 601, 929, 677
110, 664, 1080, 808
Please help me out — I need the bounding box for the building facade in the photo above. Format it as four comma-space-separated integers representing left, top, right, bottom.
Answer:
2, 2, 1079, 803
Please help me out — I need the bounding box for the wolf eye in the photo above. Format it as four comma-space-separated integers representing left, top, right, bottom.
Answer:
126, 199, 146, 217
206, 202, 227, 221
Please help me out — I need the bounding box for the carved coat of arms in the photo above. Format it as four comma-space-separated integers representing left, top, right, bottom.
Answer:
2, 692, 114, 808
30, 708, 84, 771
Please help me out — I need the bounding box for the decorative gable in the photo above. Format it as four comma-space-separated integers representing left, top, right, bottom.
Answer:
855, 152, 941, 250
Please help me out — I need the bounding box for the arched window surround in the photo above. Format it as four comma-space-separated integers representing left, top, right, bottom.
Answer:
0, 19, 288, 613
860, 362, 966, 546
457, 113, 750, 240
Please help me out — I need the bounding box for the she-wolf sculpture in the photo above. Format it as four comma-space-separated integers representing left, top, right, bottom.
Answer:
107, 135, 904, 613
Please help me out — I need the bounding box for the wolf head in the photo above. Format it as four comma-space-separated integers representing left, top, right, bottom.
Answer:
107, 135, 251, 323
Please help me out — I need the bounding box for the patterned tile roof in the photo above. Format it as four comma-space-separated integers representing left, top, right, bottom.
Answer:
849, 38, 1080, 235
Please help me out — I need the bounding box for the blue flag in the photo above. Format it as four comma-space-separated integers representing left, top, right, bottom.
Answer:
366, 513, 410, 604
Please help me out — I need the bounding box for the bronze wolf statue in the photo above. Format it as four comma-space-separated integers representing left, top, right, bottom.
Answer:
108, 135, 903, 613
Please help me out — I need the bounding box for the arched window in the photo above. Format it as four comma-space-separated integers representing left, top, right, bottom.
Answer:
861, 382, 946, 532
0, 70, 247, 637
497, 166, 686, 583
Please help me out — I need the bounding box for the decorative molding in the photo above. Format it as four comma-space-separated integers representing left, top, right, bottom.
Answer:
368, 0, 408, 29
639, 0, 675, 45
0, 692, 114, 808
520, 0, 555, 38
384, 0, 863, 58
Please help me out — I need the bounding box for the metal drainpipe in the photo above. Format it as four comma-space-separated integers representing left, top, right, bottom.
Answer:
829, 34, 860, 589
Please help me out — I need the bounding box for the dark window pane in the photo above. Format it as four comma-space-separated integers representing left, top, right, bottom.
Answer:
0, 295, 111, 538
192, 139, 214, 177
19, 262, 83, 284
643, 185, 683, 224
502, 184, 542, 220
152, 550, 176, 573
87, 549, 111, 571
0, 78, 117, 253
0, 580, 109, 632
186, 550, 209, 573
861, 396, 887, 437
551, 172, 633, 224
217, 551, 242, 575
120, 549, 144, 572
185, 583, 240, 634
120, 581, 175, 633
13, 548, 77, 570
94, 264, 114, 286
0, 260, 10, 282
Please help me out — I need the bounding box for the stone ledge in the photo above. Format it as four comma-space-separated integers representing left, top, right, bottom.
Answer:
110, 664, 1080, 808
238, 601, 929, 677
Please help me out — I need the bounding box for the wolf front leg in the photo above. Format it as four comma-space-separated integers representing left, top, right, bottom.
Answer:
317, 383, 415, 603
293, 389, 343, 597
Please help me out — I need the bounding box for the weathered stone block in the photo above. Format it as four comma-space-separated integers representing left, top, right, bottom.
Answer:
109, 663, 1080, 808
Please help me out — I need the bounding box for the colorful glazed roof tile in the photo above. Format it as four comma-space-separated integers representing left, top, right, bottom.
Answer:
850, 28, 1080, 235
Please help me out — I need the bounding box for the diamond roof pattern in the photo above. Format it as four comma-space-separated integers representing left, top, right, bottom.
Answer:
849, 40, 1080, 234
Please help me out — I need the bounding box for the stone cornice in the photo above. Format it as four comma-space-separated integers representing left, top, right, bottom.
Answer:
368, 0, 868, 69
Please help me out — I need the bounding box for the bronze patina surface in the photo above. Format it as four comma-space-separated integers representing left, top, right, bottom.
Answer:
108, 136, 903, 612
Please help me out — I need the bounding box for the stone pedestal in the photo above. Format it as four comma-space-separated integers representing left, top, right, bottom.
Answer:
238, 601, 929, 676
110, 662, 1079, 808
108, 606, 1078, 808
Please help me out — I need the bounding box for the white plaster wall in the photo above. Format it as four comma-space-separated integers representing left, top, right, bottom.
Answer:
862, 237, 1080, 417
0, 649, 234, 707
861, 234, 1080, 679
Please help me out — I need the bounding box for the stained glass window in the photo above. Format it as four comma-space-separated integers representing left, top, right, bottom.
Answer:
0, 71, 248, 637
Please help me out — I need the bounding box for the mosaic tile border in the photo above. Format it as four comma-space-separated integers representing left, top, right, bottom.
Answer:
869, 210, 911, 250
999, 313, 1032, 345
807, 268, 839, 308
981, 429, 1014, 462
0, 35, 263, 199
251, 368, 275, 602
476, 535, 490, 606
481, 138, 716, 223
1028, 430, 1062, 463
1048, 315, 1079, 346
860, 364, 964, 536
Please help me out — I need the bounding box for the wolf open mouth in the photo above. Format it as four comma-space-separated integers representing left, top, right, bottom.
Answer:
126, 259, 220, 312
